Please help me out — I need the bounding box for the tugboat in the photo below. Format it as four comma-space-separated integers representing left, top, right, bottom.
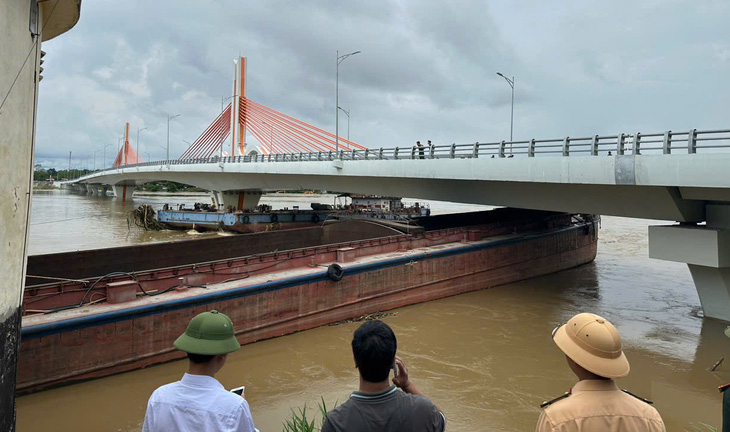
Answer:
329, 194, 430, 220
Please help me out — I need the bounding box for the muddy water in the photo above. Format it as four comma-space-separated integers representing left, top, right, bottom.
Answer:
17, 191, 729, 431
27, 190, 488, 255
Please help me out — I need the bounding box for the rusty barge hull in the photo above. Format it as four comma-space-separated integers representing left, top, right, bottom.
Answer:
19, 212, 598, 394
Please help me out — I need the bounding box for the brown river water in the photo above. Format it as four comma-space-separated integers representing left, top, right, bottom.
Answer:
16, 190, 729, 431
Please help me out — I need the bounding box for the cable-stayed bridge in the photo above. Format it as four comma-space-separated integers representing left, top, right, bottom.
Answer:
62, 57, 730, 321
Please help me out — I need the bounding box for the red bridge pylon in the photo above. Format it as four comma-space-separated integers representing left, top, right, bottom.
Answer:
180, 57, 366, 160
112, 122, 142, 167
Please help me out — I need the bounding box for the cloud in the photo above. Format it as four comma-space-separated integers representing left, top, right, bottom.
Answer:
32, 0, 730, 169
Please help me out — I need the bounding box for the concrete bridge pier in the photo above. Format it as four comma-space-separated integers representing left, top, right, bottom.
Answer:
102, 185, 110, 197
212, 190, 262, 211
85, 184, 97, 196
649, 204, 730, 322
112, 185, 132, 202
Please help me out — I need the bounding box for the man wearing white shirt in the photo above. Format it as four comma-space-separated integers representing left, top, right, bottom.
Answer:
143, 310, 256, 432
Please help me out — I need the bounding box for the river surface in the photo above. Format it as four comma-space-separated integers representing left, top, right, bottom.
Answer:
17, 190, 729, 431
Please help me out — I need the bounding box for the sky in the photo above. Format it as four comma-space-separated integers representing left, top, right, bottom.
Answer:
33, 0, 730, 170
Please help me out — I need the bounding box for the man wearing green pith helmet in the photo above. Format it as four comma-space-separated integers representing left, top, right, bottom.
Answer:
143, 310, 257, 432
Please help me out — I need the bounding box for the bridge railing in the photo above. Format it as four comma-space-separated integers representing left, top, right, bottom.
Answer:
74, 128, 730, 181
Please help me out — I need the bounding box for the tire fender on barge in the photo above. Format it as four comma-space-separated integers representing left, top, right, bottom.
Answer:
327, 263, 344, 282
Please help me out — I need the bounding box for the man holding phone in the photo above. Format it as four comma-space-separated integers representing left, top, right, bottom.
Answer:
322, 320, 445, 432
142, 310, 257, 432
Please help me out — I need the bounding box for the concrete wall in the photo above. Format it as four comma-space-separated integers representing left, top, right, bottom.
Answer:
1, 0, 81, 428
0, 0, 39, 319
0, 1, 41, 428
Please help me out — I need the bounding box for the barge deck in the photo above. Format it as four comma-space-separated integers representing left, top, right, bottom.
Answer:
19, 210, 598, 394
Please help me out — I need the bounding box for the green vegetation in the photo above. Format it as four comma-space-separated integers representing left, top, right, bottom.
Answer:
282, 398, 334, 432
33, 166, 91, 181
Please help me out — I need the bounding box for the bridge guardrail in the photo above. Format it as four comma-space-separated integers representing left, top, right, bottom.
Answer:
72, 128, 730, 182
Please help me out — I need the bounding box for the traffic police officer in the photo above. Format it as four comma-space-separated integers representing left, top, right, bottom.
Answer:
143, 310, 257, 432
536, 312, 666, 432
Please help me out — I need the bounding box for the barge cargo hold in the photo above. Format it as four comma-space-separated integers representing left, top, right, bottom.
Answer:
19, 210, 598, 394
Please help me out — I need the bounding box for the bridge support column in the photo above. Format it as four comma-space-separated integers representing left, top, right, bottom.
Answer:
112, 185, 131, 202
86, 184, 97, 196
649, 204, 730, 321
213, 190, 262, 211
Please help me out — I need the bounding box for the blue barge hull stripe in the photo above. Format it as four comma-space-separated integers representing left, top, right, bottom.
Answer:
22, 223, 588, 339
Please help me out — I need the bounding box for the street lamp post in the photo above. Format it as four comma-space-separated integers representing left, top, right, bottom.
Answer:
144, 152, 150, 162
136, 126, 148, 163
92, 150, 101, 171
338, 106, 350, 140
167, 114, 180, 162
336, 50, 360, 153
103, 144, 113, 169
221, 95, 234, 111
496, 72, 515, 153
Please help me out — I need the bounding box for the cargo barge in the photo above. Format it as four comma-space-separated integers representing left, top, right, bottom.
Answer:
19, 209, 598, 394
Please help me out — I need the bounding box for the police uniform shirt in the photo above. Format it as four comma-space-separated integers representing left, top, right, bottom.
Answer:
322, 386, 445, 432
143, 373, 257, 432
536, 379, 666, 432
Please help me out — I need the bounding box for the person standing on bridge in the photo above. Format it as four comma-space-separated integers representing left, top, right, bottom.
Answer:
417, 141, 425, 159
142, 310, 257, 432
536, 312, 665, 432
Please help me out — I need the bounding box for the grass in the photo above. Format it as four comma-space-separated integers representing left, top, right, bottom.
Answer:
685, 424, 718, 432
282, 397, 335, 432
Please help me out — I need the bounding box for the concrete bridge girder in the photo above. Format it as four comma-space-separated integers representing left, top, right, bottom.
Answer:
73, 154, 729, 222
649, 204, 730, 322
96, 173, 704, 222
85, 184, 102, 196
212, 190, 262, 211
111, 184, 132, 201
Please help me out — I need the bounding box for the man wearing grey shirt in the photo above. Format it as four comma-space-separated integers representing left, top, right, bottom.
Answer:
322, 320, 445, 432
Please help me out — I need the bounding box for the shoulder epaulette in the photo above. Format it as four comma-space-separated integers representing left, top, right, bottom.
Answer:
621, 389, 653, 404
540, 391, 571, 408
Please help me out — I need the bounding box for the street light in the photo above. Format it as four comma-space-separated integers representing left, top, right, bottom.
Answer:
221, 95, 235, 111
144, 152, 150, 162
103, 143, 113, 169
338, 106, 350, 140
496, 72, 515, 152
166, 114, 180, 161
336, 50, 360, 153
92, 150, 101, 171
136, 126, 148, 163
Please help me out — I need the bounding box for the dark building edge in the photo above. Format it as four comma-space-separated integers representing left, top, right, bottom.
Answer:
0, 306, 21, 432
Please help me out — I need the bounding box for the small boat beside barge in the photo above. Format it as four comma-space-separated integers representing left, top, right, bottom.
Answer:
151, 195, 430, 233
19, 208, 598, 394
